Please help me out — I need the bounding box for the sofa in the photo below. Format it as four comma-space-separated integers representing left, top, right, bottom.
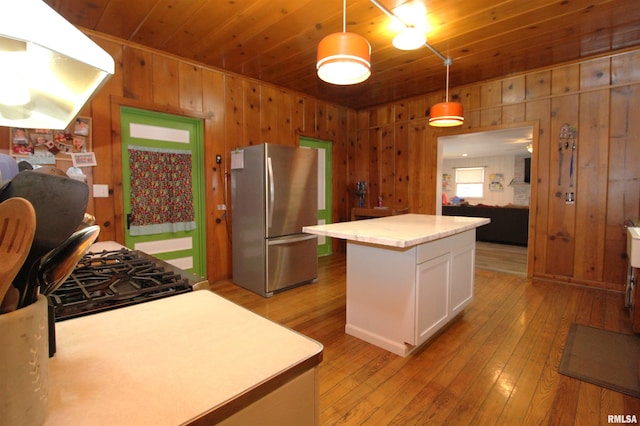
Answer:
442, 204, 529, 246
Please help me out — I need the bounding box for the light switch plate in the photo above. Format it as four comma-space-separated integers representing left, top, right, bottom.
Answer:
93, 184, 109, 198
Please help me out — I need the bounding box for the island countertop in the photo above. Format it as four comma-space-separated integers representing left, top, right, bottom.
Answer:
303, 213, 490, 248
45, 290, 323, 425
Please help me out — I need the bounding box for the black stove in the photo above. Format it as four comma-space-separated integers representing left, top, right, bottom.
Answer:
50, 248, 208, 321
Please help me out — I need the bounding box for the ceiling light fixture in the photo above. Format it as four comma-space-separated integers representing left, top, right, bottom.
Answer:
317, 0, 371, 85
429, 59, 464, 127
389, 2, 428, 51
369, 1, 464, 127
0, 0, 114, 129
392, 26, 427, 51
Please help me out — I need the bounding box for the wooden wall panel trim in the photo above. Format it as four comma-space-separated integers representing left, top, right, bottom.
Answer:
152, 55, 180, 106
122, 46, 153, 101
179, 63, 204, 112
394, 123, 409, 209
526, 70, 551, 99
243, 80, 261, 146
612, 51, 640, 84
526, 100, 551, 277
379, 126, 394, 208
201, 70, 229, 280
502, 76, 526, 104
551, 65, 579, 96
260, 85, 277, 144
580, 58, 612, 90
407, 120, 427, 213
574, 90, 610, 282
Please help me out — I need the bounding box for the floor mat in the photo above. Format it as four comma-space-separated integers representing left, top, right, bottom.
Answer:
559, 323, 640, 397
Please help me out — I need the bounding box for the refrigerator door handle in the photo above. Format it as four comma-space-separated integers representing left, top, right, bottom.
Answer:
267, 156, 275, 228
268, 234, 318, 246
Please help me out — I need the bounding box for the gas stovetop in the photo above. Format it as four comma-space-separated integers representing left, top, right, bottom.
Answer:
50, 248, 208, 321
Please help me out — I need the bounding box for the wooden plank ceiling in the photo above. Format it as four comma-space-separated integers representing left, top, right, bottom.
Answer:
44, 0, 640, 110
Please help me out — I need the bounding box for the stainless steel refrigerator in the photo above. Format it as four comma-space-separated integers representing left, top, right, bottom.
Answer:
231, 143, 318, 297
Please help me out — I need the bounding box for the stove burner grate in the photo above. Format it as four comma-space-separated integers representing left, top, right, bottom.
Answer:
50, 248, 194, 321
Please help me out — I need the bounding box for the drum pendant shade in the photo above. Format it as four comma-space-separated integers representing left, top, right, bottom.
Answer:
317, 32, 371, 85
429, 60, 464, 127
429, 102, 464, 127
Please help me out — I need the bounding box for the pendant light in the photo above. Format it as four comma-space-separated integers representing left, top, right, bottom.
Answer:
317, 0, 371, 85
429, 60, 464, 127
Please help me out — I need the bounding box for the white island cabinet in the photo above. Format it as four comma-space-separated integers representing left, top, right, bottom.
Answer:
303, 214, 489, 357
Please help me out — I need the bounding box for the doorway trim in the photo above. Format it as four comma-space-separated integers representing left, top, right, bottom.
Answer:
120, 106, 206, 276
300, 136, 333, 256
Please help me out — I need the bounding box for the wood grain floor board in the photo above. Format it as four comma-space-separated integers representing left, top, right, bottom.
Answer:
211, 253, 640, 425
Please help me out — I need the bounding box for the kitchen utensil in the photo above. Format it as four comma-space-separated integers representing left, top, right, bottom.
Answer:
0, 197, 36, 306
38, 225, 100, 296
0, 171, 89, 308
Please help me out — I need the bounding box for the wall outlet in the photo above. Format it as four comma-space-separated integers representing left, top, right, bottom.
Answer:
217, 204, 227, 210
216, 154, 222, 164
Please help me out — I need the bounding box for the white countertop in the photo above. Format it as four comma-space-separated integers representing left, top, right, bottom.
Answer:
45, 291, 323, 425
303, 213, 490, 248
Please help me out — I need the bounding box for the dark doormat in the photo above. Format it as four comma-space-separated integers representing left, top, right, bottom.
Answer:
559, 323, 640, 397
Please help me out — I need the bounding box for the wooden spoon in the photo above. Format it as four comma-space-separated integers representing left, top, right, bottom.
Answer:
0, 197, 36, 307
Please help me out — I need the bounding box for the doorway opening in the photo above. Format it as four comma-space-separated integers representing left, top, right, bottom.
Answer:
436, 124, 536, 276
300, 137, 333, 257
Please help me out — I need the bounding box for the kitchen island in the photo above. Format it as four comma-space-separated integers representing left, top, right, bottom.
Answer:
303, 214, 489, 357
45, 290, 323, 425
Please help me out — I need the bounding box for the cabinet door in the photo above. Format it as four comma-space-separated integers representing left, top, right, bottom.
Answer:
415, 253, 450, 346
450, 243, 475, 317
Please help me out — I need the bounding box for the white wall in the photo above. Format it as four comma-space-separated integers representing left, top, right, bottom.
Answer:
443, 153, 530, 206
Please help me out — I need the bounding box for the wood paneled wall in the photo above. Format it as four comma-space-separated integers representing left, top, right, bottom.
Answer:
15, 32, 353, 283
352, 49, 640, 291
1, 29, 637, 292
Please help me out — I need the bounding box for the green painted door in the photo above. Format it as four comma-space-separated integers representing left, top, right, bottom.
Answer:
120, 106, 206, 277
300, 137, 332, 256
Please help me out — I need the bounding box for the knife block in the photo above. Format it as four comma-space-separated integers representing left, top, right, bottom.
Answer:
0, 295, 49, 424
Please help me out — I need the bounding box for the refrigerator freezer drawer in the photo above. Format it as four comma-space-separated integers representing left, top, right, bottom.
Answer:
267, 234, 318, 294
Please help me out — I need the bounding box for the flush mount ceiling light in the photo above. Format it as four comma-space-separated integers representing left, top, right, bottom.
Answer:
390, 2, 428, 50
429, 59, 464, 127
369, 1, 464, 127
317, 0, 371, 85
0, 0, 114, 129
392, 26, 427, 51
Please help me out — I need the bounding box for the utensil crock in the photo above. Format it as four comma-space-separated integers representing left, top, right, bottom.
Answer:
0, 294, 48, 425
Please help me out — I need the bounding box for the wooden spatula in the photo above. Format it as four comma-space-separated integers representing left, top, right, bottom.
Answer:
0, 197, 36, 307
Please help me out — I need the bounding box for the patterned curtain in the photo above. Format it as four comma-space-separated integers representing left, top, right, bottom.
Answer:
128, 145, 196, 236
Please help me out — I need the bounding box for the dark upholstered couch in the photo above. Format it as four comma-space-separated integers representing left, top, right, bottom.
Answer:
442, 205, 529, 246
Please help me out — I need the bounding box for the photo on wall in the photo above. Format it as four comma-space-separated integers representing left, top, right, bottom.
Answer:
9, 117, 93, 165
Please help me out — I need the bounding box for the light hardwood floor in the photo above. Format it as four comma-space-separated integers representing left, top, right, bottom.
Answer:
475, 242, 528, 277
211, 254, 640, 425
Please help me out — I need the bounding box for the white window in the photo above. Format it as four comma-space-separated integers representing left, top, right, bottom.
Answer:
455, 167, 484, 198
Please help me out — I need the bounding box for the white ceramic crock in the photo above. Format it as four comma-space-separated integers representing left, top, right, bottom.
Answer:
0, 295, 49, 425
